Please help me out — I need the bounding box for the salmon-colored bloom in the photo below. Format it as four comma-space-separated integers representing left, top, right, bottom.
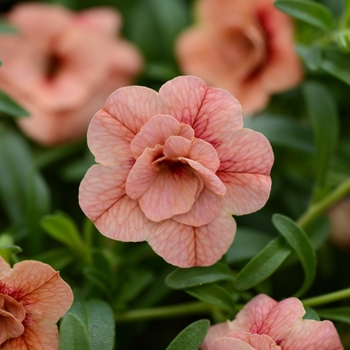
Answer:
176, 0, 303, 115
201, 294, 343, 350
0, 256, 73, 349
79, 76, 273, 267
0, 3, 143, 145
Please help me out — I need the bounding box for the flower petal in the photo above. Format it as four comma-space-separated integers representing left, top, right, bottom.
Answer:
164, 136, 220, 173
139, 166, 199, 222
217, 128, 273, 215
87, 109, 135, 165
79, 164, 149, 241
130, 114, 194, 159
160, 76, 243, 146
102, 85, 162, 135
259, 298, 343, 350
0, 257, 11, 279
232, 294, 278, 332
147, 211, 236, 267
173, 188, 220, 227
208, 337, 255, 350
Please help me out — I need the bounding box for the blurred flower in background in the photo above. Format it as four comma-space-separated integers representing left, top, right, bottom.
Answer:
201, 294, 343, 350
328, 197, 350, 250
79, 75, 273, 268
0, 256, 73, 349
0, 3, 143, 146
176, 0, 303, 115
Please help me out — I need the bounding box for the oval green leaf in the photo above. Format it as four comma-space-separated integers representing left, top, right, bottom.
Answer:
302, 81, 338, 200
165, 263, 235, 290
272, 214, 317, 297
0, 90, 29, 118
85, 300, 116, 350
166, 319, 210, 350
185, 284, 235, 312
321, 50, 350, 86
41, 211, 86, 258
60, 313, 92, 350
274, 0, 334, 30
234, 236, 291, 291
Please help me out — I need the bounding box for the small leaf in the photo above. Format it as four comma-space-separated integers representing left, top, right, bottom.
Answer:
166, 319, 210, 350
165, 263, 235, 290
297, 45, 322, 71
85, 300, 116, 350
41, 212, 87, 259
317, 307, 350, 324
0, 90, 29, 118
185, 284, 235, 312
272, 214, 317, 297
34, 247, 75, 271
234, 236, 291, 291
60, 313, 92, 350
321, 50, 350, 86
303, 306, 320, 321
274, 0, 334, 30
302, 81, 338, 198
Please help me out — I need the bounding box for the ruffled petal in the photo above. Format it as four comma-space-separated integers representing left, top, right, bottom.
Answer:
147, 211, 236, 267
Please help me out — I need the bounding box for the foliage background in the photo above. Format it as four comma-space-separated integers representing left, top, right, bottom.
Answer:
1, 0, 350, 349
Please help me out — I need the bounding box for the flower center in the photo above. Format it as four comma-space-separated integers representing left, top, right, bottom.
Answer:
0, 293, 26, 345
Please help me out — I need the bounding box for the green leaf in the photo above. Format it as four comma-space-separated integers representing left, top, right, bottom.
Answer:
234, 236, 291, 291
165, 263, 235, 290
226, 228, 274, 264
321, 50, 350, 86
60, 313, 92, 350
185, 284, 235, 312
34, 247, 75, 271
244, 115, 314, 154
302, 81, 338, 197
297, 45, 322, 71
0, 90, 29, 118
303, 306, 320, 320
63, 298, 116, 350
272, 214, 317, 297
41, 212, 87, 259
85, 300, 116, 350
274, 0, 334, 30
166, 319, 210, 350
317, 307, 350, 324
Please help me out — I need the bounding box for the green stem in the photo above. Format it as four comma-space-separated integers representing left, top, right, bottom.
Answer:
297, 177, 350, 228
302, 288, 350, 307
114, 301, 213, 323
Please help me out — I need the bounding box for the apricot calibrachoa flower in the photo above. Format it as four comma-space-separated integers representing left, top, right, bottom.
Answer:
0, 256, 73, 349
0, 3, 142, 145
79, 76, 274, 267
176, 0, 303, 115
201, 294, 343, 350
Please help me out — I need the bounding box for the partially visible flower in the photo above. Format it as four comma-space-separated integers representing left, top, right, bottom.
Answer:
79, 75, 274, 267
176, 0, 303, 115
201, 294, 343, 350
0, 256, 73, 349
0, 3, 143, 145
328, 197, 350, 249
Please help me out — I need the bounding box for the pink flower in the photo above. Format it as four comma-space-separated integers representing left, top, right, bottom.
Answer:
0, 3, 143, 146
201, 294, 343, 350
176, 0, 303, 115
0, 256, 73, 349
79, 76, 273, 267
